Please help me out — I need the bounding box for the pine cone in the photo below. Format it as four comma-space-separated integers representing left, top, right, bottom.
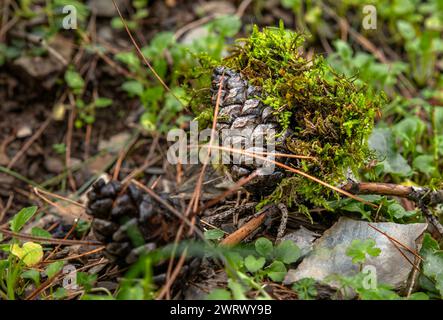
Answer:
211, 66, 293, 197
86, 179, 197, 268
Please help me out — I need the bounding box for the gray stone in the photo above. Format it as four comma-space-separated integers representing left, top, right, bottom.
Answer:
281, 226, 320, 257
284, 217, 427, 291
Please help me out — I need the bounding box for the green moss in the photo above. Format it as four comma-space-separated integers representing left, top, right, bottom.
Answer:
191, 23, 385, 213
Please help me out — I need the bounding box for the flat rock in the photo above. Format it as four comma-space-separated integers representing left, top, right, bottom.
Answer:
284, 217, 427, 291
281, 226, 320, 257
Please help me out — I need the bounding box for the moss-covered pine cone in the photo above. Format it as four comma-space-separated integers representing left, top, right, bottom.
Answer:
211, 66, 294, 197
207, 26, 380, 208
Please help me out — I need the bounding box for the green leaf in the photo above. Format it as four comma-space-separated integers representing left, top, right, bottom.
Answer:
274, 240, 301, 264
65, 69, 85, 93
206, 288, 232, 300
53, 287, 68, 300
244, 255, 266, 273
346, 239, 381, 264
255, 237, 273, 257
111, 17, 124, 29
281, 0, 302, 10
368, 128, 412, 177
358, 285, 401, 300
211, 15, 241, 37
45, 261, 65, 278
21, 269, 40, 285
333, 40, 353, 61
10, 206, 38, 232
423, 251, 443, 279
408, 292, 430, 300
122, 81, 144, 97
204, 229, 224, 240
292, 278, 317, 300
421, 233, 439, 255
0, 259, 8, 270
397, 20, 416, 40
266, 261, 287, 282
227, 279, 248, 300
387, 203, 416, 220
341, 202, 371, 219
94, 97, 113, 108
142, 32, 175, 58
140, 112, 157, 131
117, 284, 144, 300
435, 273, 443, 298
224, 252, 244, 272
31, 227, 52, 239
82, 294, 115, 300
115, 51, 141, 72
413, 155, 436, 175
77, 272, 97, 291
11, 242, 44, 267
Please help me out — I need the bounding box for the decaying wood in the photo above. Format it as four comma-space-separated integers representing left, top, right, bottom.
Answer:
220, 205, 279, 246
342, 181, 443, 207
343, 181, 443, 236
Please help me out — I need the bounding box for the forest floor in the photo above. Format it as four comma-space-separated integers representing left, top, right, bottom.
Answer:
0, 0, 442, 300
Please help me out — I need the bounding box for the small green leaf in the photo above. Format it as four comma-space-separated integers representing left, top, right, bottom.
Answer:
413, 155, 436, 176
211, 15, 241, 37
122, 81, 144, 97
21, 269, 40, 285
77, 272, 97, 291
346, 239, 381, 264
206, 289, 231, 300
204, 229, 224, 240
94, 97, 113, 108
224, 252, 244, 271
65, 69, 85, 93
421, 233, 439, 255
140, 112, 157, 131
255, 237, 273, 257
274, 240, 301, 264
31, 227, 52, 239
227, 279, 248, 300
435, 273, 443, 298
292, 278, 317, 300
387, 203, 415, 220
266, 261, 287, 282
341, 202, 371, 220
423, 251, 443, 279
115, 51, 141, 72
368, 128, 412, 177
281, 0, 301, 10
10, 206, 38, 232
11, 242, 43, 267
408, 292, 430, 300
244, 255, 266, 273
117, 285, 144, 300
397, 20, 416, 40
45, 261, 65, 278
53, 287, 68, 300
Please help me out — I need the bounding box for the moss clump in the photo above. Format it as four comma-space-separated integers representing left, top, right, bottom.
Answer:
191, 23, 385, 212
